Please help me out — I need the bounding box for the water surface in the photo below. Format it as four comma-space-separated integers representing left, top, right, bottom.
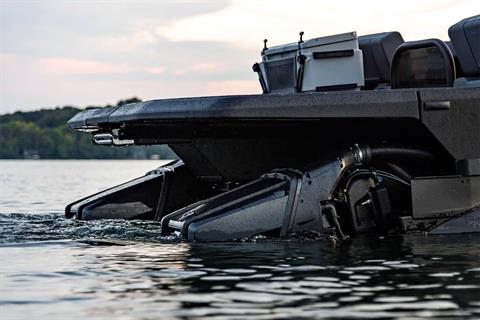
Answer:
1, 160, 479, 319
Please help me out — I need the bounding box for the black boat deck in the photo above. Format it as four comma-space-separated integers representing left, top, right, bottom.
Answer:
68, 89, 424, 130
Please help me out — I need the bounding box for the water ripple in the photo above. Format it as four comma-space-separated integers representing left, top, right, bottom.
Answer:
0, 213, 174, 243
1, 213, 480, 319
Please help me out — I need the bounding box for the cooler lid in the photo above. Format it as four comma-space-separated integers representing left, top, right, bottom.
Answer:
301, 31, 357, 49
263, 42, 298, 57
263, 31, 357, 57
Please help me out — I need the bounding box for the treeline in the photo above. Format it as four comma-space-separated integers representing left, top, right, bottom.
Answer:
0, 98, 177, 159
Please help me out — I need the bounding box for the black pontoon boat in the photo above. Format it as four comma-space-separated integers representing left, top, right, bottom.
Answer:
66, 16, 480, 241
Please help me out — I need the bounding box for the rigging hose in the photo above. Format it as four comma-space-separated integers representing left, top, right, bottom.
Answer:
364, 146, 436, 164
342, 145, 436, 172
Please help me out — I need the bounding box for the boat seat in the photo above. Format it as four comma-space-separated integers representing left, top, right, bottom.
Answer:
448, 15, 480, 88
359, 32, 404, 89
391, 39, 456, 89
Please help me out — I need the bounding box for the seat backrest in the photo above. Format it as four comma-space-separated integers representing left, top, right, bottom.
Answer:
359, 32, 404, 88
391, 39, 456, 89
448, 15, 480, 77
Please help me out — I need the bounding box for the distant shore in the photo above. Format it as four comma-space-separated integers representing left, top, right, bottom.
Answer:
0, 98, 176, 160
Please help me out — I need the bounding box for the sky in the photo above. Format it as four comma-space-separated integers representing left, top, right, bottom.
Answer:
0, 0, 478, 113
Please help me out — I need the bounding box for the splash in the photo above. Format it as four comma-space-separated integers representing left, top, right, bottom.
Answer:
0, 213, 180, 243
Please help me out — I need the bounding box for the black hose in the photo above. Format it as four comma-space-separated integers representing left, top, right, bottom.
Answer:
364, 146, 436, 165
341, 145, 437, 171
379, 161, 412, 182
343, 169, 411, 190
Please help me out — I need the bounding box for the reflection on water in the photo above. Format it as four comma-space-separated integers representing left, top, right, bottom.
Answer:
1, 214, 479, 319
0, 161, 479, 319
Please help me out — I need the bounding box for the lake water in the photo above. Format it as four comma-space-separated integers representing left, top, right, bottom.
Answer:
1, 160, 479, 319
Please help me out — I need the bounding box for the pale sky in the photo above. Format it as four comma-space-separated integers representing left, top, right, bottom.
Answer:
0, 0, 478, 113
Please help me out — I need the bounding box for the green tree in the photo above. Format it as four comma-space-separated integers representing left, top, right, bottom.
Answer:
0, 98, 177, 160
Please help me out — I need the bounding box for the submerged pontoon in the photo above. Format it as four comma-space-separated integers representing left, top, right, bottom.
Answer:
66, 16, 480, 241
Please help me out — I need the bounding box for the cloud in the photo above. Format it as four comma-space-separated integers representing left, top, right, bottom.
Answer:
204, 80, 259, 96
0, 0, 230, 58
0, 0, 478, 113
98, 30, 158, 53
155, 0, 478, 47
37, 58, 134, 75
146, 67, 166, 75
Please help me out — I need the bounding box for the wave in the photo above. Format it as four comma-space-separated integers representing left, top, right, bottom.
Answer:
0, 213, 180, 244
